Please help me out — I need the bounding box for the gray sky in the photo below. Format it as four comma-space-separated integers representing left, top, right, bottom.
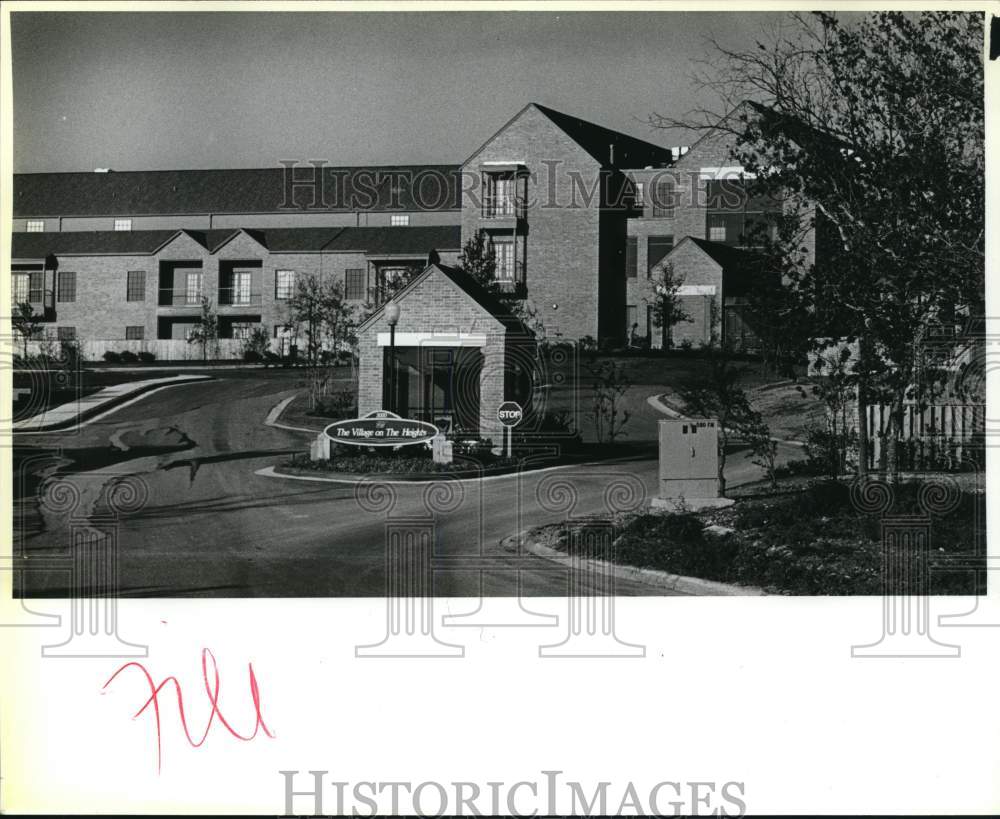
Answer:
11, 11, 784, 172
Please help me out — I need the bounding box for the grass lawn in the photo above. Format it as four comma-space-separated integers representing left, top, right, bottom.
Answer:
541, 477, 985, 595
539, 351, 821, 444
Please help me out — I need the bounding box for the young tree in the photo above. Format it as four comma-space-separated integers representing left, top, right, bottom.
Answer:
652, 11, 984, 482
458, 228, 547, 343
186, 297, 218, 363
675, 350, 759, 496
588, 360, 632, 445
286, 274, 358, 409
458, 229, 497, 291
647, 261, 690, 350
12, 302, 43, 359
242, 325, 272, 361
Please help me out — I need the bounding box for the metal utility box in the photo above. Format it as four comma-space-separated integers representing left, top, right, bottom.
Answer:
658, 418, 720, 500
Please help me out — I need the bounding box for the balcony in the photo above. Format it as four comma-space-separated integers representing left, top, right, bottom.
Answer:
158, 290, 205, 310
218, 288, 263, 308
22, 289, 55, 315
481, 197, 526, 222
493, 262, 527, 298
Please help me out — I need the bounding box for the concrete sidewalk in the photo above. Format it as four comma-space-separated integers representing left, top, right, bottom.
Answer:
13, 374, 212, 433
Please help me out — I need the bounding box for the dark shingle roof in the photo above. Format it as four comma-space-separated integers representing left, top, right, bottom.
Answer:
533, 104, 675, 169
11, 225, 461, 258
434, 264, 528, 333
12, 230, 180, 258
324, 226, 461, 255
14, 165, 462, 218
687, 238, 769, 297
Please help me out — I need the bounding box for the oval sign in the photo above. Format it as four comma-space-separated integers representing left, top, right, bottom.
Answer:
324, 410, 439, 448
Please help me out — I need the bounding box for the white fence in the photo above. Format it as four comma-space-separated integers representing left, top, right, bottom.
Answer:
863, 402, 983, 471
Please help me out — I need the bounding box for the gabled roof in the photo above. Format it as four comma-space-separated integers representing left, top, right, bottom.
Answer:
533, 103, 676, 169
252, 227, 346, 252
13, 165, 462, 218
358, 263, 529, 335
11, 230, 181, 258
671, 236, 770, 297
324, 225, 461, 255
463, 102, 674, 169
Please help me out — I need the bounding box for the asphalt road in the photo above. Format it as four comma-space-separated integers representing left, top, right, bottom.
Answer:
14, 371, 795, 597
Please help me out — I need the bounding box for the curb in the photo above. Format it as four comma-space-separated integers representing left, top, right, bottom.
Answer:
264, 395, 322, 434
505, 527, 766, 596
13, 374, 213, 433
253, 457, 654, 486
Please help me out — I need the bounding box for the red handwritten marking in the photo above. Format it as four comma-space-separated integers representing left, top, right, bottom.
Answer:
103, 648, 274, 773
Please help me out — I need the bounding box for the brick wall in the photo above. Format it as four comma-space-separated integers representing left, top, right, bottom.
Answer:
461, 105, 602, 342
649, 239, 724, 348
357, 266, 510, 443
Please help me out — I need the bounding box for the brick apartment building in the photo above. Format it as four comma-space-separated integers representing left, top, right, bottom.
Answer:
10, 102, 802, 356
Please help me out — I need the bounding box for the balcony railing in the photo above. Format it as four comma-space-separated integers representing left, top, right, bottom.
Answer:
493, 262, 527, 296
218, 288, 262, 307
482, 197, 525, 219
158, 290, 205, 307
17, 289, 54, 310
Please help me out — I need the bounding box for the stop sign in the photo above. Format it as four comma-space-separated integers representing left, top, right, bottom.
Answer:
497, 401, 523, 427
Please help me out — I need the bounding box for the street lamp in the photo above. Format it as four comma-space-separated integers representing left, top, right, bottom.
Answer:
385, 301, 401, 413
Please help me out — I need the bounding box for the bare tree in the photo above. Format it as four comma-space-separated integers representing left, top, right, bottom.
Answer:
651, 12, 984, 482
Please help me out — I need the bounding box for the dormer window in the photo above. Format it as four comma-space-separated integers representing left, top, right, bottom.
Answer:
114, 218, 132, 231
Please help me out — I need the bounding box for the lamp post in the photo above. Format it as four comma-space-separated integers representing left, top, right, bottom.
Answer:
385, 300, 401, 413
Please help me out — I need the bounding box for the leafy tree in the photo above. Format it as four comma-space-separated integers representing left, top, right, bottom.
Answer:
745, 415, 778, 488
370, 264, 423, 306
186, 297, 218, 363
286, 274, 358, 409
458, 228, 547, 344
458, 229, 497, 291
12, 302, 43, 359
675, 350, 759, 496
242, 325, 271, 361
653, 11, 984, 482
647, 261, 690, 350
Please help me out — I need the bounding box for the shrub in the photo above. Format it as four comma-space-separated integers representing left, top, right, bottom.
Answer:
804, 423, 857, 479
312, 389, 356, 420
658, 513, 705, 544
102, 350, 122, 364
137, 351, 156, 363
794, 480, 851, 517
119, 350, 138, 364
448, 436, 495, 458
243, 349, 263, 363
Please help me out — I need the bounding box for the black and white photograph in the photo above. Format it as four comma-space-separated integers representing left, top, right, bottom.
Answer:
1, 2, 996, 815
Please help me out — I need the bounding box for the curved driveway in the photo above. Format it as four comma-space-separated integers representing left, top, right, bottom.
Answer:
16, 372, 793, 597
